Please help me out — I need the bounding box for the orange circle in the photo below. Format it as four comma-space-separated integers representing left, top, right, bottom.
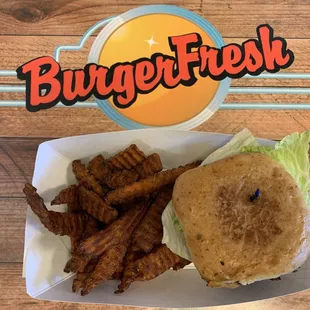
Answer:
98, 14, 220, 126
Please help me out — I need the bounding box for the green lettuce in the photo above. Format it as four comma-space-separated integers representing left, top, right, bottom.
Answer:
172, 215, 182, 231
241, 131, 310, 207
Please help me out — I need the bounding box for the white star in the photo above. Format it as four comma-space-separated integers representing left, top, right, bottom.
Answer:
145, 35, 159, 48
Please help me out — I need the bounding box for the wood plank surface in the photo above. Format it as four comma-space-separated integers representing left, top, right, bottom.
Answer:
0, 0, 310, 38
0, 138, 47, 197
0, 108, 309, 140
1, 0, 310, 309
0, 199, 27, 262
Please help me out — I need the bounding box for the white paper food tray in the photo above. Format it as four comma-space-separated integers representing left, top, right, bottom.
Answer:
23, 129, 310, 308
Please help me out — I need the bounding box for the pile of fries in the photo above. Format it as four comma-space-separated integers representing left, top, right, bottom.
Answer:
23, 144, 201, 295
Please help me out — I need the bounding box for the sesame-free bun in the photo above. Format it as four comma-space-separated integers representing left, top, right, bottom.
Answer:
173, 153, 310, 287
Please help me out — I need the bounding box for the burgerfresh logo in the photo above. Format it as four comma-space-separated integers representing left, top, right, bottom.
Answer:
16, 5, 294, 130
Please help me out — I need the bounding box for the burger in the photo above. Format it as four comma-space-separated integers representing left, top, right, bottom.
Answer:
162, 129, 310, 288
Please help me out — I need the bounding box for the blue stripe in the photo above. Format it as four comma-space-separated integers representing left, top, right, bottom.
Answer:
2, 85, 310, 95
1, 100, 310, 110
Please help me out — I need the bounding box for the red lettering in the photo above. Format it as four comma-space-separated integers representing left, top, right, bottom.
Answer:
62, 69, 95, 101
243, 41, 264, 73
89, 65, 113, 96
17, 56, 61, 108
199, 47, 224, 77
112, 64, 135, 107
135, 60, 157, 92
16, 25, 294, 112
258, 25, 293, 71
222, 44, 244, 75
156, 56, 181, 88
169, 33, 200, 82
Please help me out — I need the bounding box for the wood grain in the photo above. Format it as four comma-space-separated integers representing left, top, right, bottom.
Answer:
0, 138, 47, 198
0, 198, 27, 262
0, 108, 309, 140
0, 0, 310, 38
0, 263, 309, 309
1, 0, 310, 308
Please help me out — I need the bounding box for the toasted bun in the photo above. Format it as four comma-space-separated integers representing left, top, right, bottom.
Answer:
173, 153, 310, 287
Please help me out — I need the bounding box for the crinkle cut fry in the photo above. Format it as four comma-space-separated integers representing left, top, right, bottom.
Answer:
82, 215, 100, 240
23, 183, 88, 237
73, 200, 147, 294
108, 144, 146, 170
72, 255, 123, 293
64, 215, 100, 274
116, 244, 146, 286
79, 186, 118, 224
51, 185, 79, 206
70, 200, 149, 272
51, 185, 82, 254
131, 186, 173, 253
104, 169, 139, 189
106, 161, 202, 205
88, 154, 112, 184
116, 244, 190, 293
88, 150, 161, 190
134, 153, 163, 179
81, 240, 130, 296
104, 153, 163, 189
72, 257, 99, 292
72, 160, 108, 197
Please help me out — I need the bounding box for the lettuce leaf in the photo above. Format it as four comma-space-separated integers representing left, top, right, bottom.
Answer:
161, 128, 259, 260
241, 131, 310, 207
172, 215, 182, 231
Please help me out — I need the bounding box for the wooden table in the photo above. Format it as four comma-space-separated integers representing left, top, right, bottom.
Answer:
1, 0, 310, 309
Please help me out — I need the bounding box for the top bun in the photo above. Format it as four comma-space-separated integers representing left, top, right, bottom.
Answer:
173, 153, 310, 287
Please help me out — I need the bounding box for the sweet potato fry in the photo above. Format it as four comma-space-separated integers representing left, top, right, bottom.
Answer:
68, 229, 82, 256
88, 154, 112, 184
118, 244, 145, 279
64, 215, 100, 274
70, 199, 149, 272
72, 272, 89, 293
72, 160, 108, 197
73, 199, 147, 294
64, 258, 74, 273
108, 144, 145, 170
104, 169, 139, 189
51, 185, 79, 206
115, 244, 190, 293
56, 186, 84, 253
69, 255, 89, 274
81, 241, 130, 296
23, 183, 88, 237
131, 186, 173, 252
67, 202, 81, 214
106, 161, 202, 205
72, 255, 123, 292
79, 186, 118, 224
82, 215, 101, 240
135, 153, 163, 179
72, 257, 99, 292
